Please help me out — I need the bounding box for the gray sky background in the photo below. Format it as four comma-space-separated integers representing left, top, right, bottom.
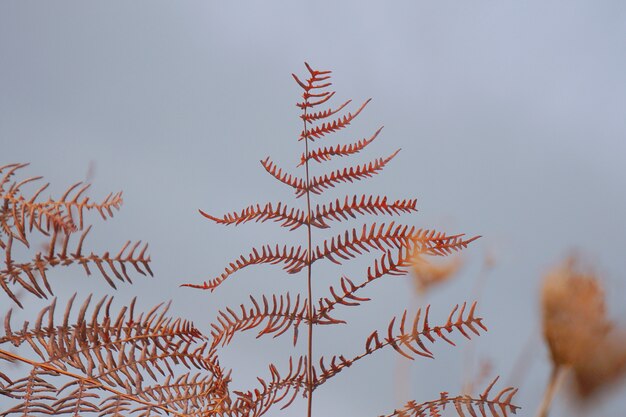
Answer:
2, 2, 626, 416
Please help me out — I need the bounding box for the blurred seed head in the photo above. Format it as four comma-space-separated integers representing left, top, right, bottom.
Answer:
541, 255, 626, 398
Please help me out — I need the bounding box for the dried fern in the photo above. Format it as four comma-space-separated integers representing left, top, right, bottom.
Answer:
184, 63, 518, 417
0, 166, 230, 416
0, 296, 230, 416
1, 63, 520, 417
0, 164, 151, 307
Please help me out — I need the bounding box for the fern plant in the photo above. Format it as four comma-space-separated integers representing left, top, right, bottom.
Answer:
1, 64, 520, 417
183, 63, 520, 417
0, 164, 230, 416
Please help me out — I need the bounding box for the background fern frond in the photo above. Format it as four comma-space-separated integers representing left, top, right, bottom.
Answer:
1, 296, 231, 417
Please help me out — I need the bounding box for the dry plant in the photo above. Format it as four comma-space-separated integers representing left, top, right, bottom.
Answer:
182, 63, 519, 416
1, 64, 520, 417
0, 163, 230, 416
537, 255, 626, 417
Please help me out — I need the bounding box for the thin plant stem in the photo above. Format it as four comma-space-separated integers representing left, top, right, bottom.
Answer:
303, 105, 314, 417
536, 365, 565, 417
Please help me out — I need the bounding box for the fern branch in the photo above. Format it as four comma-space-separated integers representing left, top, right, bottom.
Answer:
181, 244, 308, 292
380, 378, 520, 417
1, 296, 217, 389
210, 292, 309, 349
199, 201, 328, 230
293, 63, 335, 110
313, 247, 417, 325
1, 227, 152, 307
300, 100, 351, 123
260, 157, 305, 194
228, 356, 308, 417
301, 150, 400, 197
52, 379, 100, 415
310, 194, 417, 226
299, 126, 383, 166
305, 223, 478, 272
314, 302, 486, 386
0, 164, 122, 244
135, 372, 231, 416
1, 296, 230, 417
314, 276, 370, 324
299, 99, 371, 142
0, 349, 187, 417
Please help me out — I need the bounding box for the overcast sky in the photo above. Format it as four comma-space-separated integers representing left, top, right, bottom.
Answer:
2, 2, 626, 416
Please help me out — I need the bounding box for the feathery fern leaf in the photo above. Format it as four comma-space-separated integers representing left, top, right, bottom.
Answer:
380, 378, 519, 417
299, 99, 371, 142
0, 163, 122, 244
228, 356, 308, 417
0, 296, 230, 417
182, 244, 308, 291
209, 292, 314, 349
310, 194, 417, 226
314, 302, 485, 386
299, 126, 382, 166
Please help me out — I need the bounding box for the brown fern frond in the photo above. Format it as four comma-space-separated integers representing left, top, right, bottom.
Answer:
310, 194, 417, 226
300, 100, 351, 123
260, 157, 305, 194
299, 126, 383, 166
307, 222, 475, 270
0, 164, 123, 243
366, 247, 415, 281
315, 302, 486, 385
1, 297, 230, 417
301, 150, 400, 197
181, 244, 308, 291
1, 296, 217, 385
52, 379, 100, 415
381, 378, 520, 417
210, 292, 312, 349
97, 396, 133, 416
314, 276, 370, 323
307, 222, 405, 270
199, 201, 328, 230
1, 226, 152, 306
135, 372, 231, 416
293, 63, 335, 110
299, 99, 371, 142
229, 356, 308, 417
0, 368, 59, 416
312, 247, 417, 325
0, 163, 26, 194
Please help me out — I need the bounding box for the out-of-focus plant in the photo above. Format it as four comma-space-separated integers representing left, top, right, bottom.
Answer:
537, 255, 626, 417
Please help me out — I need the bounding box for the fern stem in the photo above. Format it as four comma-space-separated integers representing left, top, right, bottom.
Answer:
303, 105, 314, 417
535, 365, 565, 417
